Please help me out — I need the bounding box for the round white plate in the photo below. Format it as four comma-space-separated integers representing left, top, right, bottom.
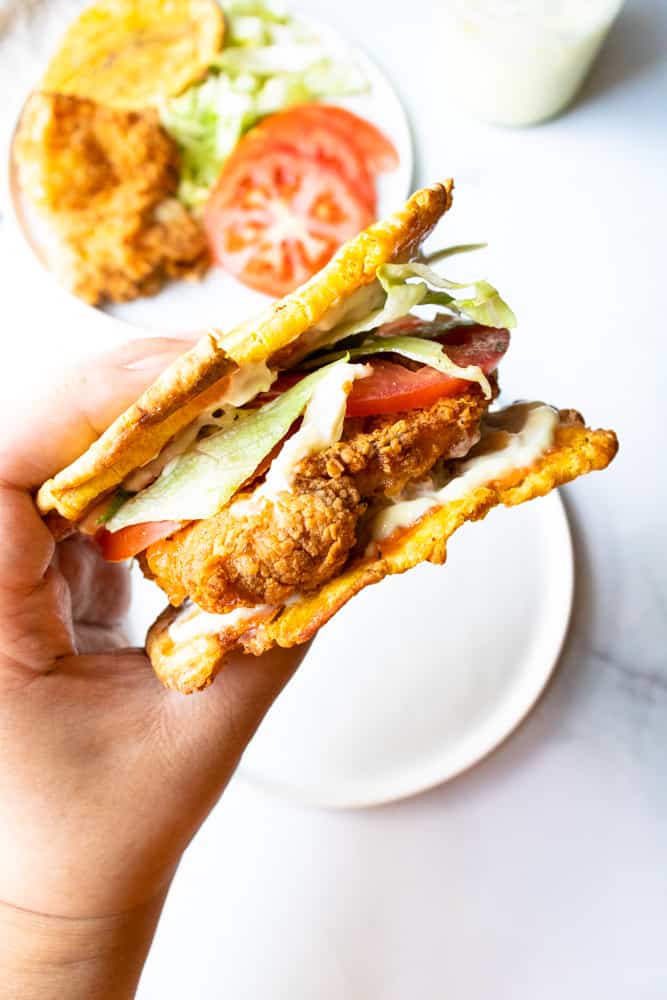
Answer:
125, 490, 572, 810
7, 20, 413, 335
234, 490, 573, 808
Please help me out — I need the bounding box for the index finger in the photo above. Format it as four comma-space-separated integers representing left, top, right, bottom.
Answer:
0, 337, 196, 492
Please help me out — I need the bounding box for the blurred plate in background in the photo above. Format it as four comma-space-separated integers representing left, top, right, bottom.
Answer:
7, 20, 413, 335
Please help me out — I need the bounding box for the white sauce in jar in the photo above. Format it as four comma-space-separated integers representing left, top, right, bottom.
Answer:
439, 0, 624, 126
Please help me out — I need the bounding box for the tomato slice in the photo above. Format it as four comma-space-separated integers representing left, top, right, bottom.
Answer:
96, 520, 183, 562
204, 147, 373, 298
346, 325, 510, 416
344, 361, 467, 416
278, 105, 400, 174
239, 108, 377, 212
255, 325, 509, 416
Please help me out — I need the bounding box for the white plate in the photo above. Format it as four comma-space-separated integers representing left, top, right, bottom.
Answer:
125, 490, 572, 809
7, 21, 413, 334
235, 490, 573, 808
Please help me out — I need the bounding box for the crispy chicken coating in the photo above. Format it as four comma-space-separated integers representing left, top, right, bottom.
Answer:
142, 476, 364, 611
301, 390, 487, 496
142, 389, 488, 611
15, 92, 208, 305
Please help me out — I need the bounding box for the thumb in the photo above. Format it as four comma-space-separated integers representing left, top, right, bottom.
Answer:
0, 337, 198, 491
160, 642, 312, 796
0, 338, 196, 684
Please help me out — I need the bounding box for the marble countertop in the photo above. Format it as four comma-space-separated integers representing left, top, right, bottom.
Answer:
0, 0, 665, 995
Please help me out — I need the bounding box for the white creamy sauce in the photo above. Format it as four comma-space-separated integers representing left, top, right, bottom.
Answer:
168, 602, 273, 644
311, 281, 385, 334
439, 0, 623, 126
232, 362, 370, 516
221, 360, 275, 407
262, 362, 370, 496
371, 402, 559, 541
123, 362, 276, 492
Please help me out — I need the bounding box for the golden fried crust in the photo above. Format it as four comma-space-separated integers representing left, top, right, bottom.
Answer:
142, 476, 365, 610
41, 0, 224, 110
15, 93, 209, 306
302, 388, 488, 497
35, 183, 454, 522
147, 605, 279, 696
16, 93, 178, 213
37, 334, 236, 520
147, 413, 618, 693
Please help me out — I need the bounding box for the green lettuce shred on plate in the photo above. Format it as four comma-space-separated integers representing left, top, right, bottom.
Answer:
159, 0, 367, 209
106, 358, 351, 530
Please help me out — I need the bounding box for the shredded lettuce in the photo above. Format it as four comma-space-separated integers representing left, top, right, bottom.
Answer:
307, 245, 516, 353
106, 358, 351, 530
160, 1, 367, 208
382, 262, 518, 329
301, 334, 492, 398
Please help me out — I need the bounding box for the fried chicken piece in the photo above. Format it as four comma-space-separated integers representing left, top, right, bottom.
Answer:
142, 389, 487, 612
14, 92, 208, 305
301, 389, 488, 496
142, 476, 364, 611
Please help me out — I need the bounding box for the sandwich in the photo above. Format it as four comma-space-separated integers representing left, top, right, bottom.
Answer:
37, 182, 618, 693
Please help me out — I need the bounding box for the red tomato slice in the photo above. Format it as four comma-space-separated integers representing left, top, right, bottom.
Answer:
280, 105, 400, 173
346, 325, 510, 416
96, 520, 183, 562
345, 361, 469, 416
204, 148, 373, 298
242, 108, 377, 212
255, 325, 509, 416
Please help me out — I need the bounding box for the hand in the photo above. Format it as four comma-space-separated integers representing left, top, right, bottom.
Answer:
0, 339, 309, 998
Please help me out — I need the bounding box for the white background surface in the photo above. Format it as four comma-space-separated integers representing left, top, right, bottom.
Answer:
0, 0, 666, 996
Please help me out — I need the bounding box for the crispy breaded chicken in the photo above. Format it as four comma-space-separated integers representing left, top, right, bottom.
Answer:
141, 388, 488, 611
143, 476, 364, 609
15, 92, 208, 305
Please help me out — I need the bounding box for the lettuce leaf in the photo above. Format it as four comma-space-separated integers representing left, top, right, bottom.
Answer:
305, 246, 516, 355
106, 358, 351, 530
160, 2, 367, 208
378, 261, 518, 329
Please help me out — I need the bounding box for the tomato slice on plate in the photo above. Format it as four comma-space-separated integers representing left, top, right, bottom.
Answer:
204, 147, 373, 298
96, 520, 183, 562
279, 104, 400, 174
240, 107, 378, 212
